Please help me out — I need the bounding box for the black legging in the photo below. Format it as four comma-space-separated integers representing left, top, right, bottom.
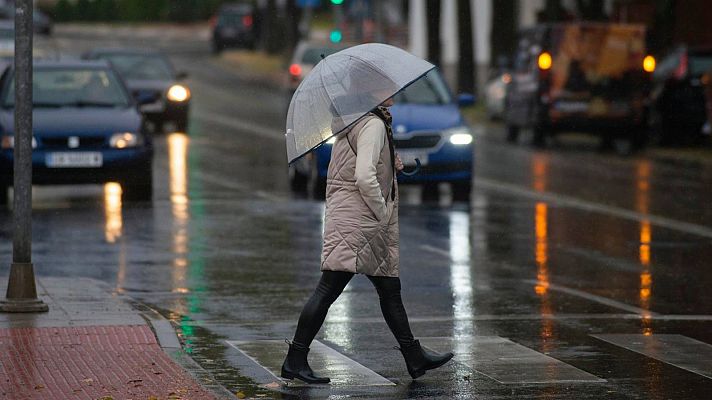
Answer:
292, 270, 415, 349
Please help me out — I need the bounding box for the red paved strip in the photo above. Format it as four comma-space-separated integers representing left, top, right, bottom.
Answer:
0, 325, 217, 400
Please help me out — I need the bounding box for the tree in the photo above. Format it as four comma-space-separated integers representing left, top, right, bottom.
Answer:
457, 0, 474, 94
285, 0, 302, 55
76, 0, 92, 21
425, 0, 441, 66
95, 0, 119, 21
54, 0, 75, 21
539, 0, 568, 22
261, 0, 285, 54
575, 0, 607, 21
490, 0, 517, 69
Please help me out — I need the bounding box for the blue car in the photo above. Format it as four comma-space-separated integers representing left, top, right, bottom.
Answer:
0, 60, 153, 204
291, 69, 475, 199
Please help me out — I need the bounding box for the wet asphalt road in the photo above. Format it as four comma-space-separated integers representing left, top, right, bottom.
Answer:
1, 26, 712, 399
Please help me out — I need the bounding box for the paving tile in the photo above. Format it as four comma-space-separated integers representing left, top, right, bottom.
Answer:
592, 334, 712, 379
0, 325, 217, 399
420, 336, 606, 384
227, 339, 396, 387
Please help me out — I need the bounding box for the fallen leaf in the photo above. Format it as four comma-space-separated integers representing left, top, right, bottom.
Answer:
127, 379, 142, 384
99, 396, 114, 400
34, 384, 44, 390
148, 396, 159, 400
236, 391, 246, 399
82, 378, 93, 385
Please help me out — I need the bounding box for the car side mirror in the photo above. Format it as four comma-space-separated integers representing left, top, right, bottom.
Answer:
135, 91, 158, 106
457, 93, 476, 107
176, 71, 189, 80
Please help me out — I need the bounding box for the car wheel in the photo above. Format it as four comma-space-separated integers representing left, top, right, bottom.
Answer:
421, 182, 439, 202
122, 170, 153, 202
212, 40, 223, 55
153, 120, 164, 134
506, 125, 519, 143
451, 181, 472, 202
175, 115, 189, 132
289, 165, 308, 193
0, 184, 8, 206
308, 158, 326, 200
532, 125, 547, 147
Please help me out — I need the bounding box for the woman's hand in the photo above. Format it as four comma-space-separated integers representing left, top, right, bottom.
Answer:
395, 153, 404, 172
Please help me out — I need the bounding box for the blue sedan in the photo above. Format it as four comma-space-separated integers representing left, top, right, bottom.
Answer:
0, 60, 153, 203
292, 69, 475, 199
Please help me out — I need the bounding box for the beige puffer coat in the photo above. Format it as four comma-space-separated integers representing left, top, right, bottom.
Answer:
320, 114, 399, 277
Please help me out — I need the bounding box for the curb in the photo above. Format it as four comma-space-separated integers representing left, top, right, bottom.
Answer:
127, 298, 238, 399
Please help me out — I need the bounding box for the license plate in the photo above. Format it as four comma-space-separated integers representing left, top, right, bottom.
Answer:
222, 28, 237, 37
46, 152, 103, 168
398, 151, 428, 166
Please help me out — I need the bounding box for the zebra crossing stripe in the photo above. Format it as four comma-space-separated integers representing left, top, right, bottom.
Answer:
226, 340, 396, 387
592, 334, 712, 380
419, 336, 606, 384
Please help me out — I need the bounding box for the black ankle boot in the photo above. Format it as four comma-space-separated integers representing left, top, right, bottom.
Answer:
280, 341, 331, 384
399, 340, 454, 379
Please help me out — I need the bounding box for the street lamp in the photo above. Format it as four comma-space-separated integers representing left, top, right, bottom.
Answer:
0, 0, 48, 313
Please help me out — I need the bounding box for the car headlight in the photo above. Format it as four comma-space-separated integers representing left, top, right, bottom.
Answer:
447, 127, 473, 145
167, 84, 191, 102
2, 135, 37, 149
110, 132, 142, 149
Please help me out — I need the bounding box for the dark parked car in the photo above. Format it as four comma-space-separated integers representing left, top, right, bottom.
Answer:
505, 23, 653, 152
650, 46, 712, 145
0, 61, 154, 203
211, 3, 257, 53
704, 68, 712, 137
0, 6, 52, 35
83, 49, 191, 132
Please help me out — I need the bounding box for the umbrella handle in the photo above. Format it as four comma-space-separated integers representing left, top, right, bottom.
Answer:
400, 158, 421, 176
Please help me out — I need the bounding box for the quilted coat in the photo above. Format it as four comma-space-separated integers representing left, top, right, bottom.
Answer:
320, 114, 399, 277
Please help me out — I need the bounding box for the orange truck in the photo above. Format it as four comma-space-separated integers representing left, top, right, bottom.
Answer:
505, 22, 655, 152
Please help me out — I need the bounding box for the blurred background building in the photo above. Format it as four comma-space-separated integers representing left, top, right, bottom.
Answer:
22, 0, 712, 97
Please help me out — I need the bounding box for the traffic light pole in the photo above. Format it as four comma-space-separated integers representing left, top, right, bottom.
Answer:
0, 0, 48, 313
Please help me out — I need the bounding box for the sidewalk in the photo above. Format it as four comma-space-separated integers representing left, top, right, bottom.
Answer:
0, 277, 226, 400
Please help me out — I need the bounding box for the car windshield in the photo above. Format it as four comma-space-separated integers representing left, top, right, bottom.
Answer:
394, 70, 452, 105
302, 47, 341, 66
100, 54, 174, 81
0, 28, 13, 40
690, 55, 712, 76
219, 11, 249, 26
3, 68, 131, 108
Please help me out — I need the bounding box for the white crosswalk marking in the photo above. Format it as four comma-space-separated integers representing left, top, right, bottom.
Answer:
226, 340, 396, 387
592, 334, 712, 379
419, 336, 606, 384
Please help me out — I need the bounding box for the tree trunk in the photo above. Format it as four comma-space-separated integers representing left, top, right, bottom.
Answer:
285, 0, 301, 55
490, 0, 517, 70
457, 0, 474, 95
426, 0, 441, 66
261, 0, 284, 54
575, 0, 607, 21
540, 0, 567, 23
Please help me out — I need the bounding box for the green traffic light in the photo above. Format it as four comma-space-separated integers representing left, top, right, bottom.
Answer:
330, 30, 343, 43
331, 0, 344, 4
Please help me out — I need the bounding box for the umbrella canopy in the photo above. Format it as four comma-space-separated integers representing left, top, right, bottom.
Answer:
285, 43, 435, 164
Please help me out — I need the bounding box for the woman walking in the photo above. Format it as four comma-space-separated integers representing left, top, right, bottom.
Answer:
281, 97, 454, 384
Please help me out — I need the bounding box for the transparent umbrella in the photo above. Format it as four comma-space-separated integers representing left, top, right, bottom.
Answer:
285, 43, 434, 164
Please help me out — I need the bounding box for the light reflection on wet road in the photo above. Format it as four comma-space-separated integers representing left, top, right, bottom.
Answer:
0, 26, 711, 399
